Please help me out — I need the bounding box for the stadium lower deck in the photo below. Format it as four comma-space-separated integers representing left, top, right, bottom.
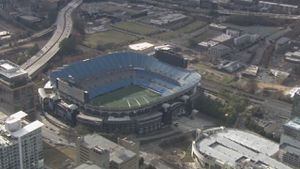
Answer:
90, 85, 161, 109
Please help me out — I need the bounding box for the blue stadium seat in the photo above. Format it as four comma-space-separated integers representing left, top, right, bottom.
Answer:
49, 52, 201, 100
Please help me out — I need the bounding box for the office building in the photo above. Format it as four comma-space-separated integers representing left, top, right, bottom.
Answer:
291, 91, 300, 117
208, 44, 232, 58
77, 134, 139, 169
0, 111, 44, 169
279, 117, 300, 168
0, 60, 35, 116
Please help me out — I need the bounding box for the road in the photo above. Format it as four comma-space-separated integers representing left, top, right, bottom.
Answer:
217, 9, 300, 20
22, 0, 82, 77
40, 115, 75, 147
0, 25, 55, 51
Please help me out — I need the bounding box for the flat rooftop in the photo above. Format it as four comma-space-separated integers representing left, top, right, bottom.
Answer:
83, 134, 136, 165
74, 163, 104, 169
0, 111, 43, 146
0, 60, 28, 80
284, 117, 300, 131
242, 65, 259, 76
129, 42, 154, 51
195, 128, 291, 169
211, 34, 232, 43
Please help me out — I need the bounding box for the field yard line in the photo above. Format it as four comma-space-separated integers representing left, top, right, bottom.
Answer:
135, 98, 141, 106
127, 99, 131, 108
142, 96, 149, 103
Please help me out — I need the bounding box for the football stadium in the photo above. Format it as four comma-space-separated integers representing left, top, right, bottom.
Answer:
40, 52, 201, 134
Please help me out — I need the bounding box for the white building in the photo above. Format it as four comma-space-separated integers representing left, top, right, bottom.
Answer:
226, 29, 240, 38
150, 13, 187, 26
285, 51, 300, 63
198, 40, 219, 52
234, 34, 259, 46
209, 23, 227, 31
192, 127, 291, 169
211, 33, 232, 43
0, 111, 44, 169
279, 117, 300, 168
129, 42, 154, 54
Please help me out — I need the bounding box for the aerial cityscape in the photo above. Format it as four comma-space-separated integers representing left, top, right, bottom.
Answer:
1, 0, 300, 168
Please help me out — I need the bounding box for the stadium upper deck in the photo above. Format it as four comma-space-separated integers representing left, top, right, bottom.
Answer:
41, 52, 201, 134
49, 52, 201, 107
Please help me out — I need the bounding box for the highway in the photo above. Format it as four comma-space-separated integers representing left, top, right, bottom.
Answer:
22, 0, 82, 77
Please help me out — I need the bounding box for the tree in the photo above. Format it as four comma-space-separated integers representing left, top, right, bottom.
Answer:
47, 8, 58, 25
246, 79, 258, 94
74, 16, 85, 35
59, 36, 77, 55
294, 65, 300, 75
26, 43, 39, 56
188, 39, 198, 48
146, 164, 156, 169
195, 90, 249, 127
139, 157, 144, 166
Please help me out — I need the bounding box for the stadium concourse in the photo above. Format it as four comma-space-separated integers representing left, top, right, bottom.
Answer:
39, 52, 201, 134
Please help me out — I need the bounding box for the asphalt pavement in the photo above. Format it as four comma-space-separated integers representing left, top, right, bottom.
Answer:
22, 0, 82, 77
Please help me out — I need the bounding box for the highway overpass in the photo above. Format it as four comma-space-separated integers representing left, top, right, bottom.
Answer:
22, 0, 82, 77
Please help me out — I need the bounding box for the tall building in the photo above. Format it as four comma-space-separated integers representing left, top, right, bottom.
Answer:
279, 117, 300, 168
76, 134, 139, 169
0, 60, 35, 116
291, 91, 300, 118
278, 90, 300, 168
0, 111, 44, 169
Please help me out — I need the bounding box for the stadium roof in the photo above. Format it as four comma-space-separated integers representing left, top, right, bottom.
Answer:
195, 128, 291, 169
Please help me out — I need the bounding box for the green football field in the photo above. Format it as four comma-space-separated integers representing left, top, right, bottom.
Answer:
90, 85, 161, 109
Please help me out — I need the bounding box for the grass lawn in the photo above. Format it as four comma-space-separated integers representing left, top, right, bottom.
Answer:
154, 31, 179, 40
114, 21, 160, 35
44, 142, 76, 169
90, 85, 161, 109
176, 21, 207, 34
83, 30, 139, 49
195, 63, 234, 85
191, 29, 221, 42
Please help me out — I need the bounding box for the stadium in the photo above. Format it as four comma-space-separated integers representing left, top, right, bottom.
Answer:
191, 127, 291, 169
40, 52, 201, 134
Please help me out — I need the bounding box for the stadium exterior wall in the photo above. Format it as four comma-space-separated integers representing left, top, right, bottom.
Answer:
40, 52, 201, 134
41, 86, 199, 134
